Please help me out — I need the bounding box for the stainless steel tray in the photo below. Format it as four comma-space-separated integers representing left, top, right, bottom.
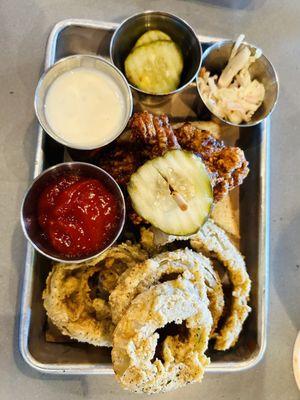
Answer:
19, 18, 270, 375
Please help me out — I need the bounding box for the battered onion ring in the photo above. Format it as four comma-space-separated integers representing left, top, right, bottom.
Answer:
203, 261, 224, 336
190, 219, 251, 350
43, 243, 148, 346
112, 278, 211, 394
110, 249, 209, 323
96, 243, 148, 294
110, 248, 222, 335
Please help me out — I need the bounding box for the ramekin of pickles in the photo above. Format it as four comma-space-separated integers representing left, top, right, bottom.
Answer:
110, 11, 202, 96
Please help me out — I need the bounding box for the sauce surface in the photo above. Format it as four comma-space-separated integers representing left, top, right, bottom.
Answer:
44, 67, 125, 148
38, 174, 121, 258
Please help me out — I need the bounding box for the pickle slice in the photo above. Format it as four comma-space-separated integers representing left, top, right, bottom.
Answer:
133, 30, 172, 48
127, 150, 213, 235
124, 40, 184, 94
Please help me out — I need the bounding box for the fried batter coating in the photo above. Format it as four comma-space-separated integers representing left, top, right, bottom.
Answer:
99, 111, 179, 188
43, 243, 148, 346
96, 243, 148, 294
98, 145, 143, 187
110, 248, 222, 336
190, 219, 251, 350
175, 123, 249, 201
110, 248, 210, 324
129, 111, 180, 157
112, 278, 212, 394
98, 147, 145, 225
43, 263, 114, 346
202, 261, 224, 336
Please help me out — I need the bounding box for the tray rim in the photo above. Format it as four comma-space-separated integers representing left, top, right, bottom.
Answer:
18, 17, 270, 375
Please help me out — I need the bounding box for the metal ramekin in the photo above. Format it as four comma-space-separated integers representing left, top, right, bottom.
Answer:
34, 55, 133, 150
110, 10, 202, 98
20, 162, 126, 263
197, 40, 279, 127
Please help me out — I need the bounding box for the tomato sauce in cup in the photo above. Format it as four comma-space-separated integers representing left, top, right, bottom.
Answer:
37, 174, 121, 258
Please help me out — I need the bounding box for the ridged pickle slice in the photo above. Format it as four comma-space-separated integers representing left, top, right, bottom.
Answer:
133, 30, 172, 48
127, 150, 213, 235
124, 40, 184, 94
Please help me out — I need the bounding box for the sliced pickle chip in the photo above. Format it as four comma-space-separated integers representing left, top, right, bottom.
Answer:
124, 40, 184, 94
127, 150, 213, 235
133, 30, 172, 48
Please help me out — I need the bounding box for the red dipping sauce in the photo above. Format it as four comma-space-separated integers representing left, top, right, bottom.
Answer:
38, 174, 121, 258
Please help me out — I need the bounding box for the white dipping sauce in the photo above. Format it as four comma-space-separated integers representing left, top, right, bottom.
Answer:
44, 67, 126, 148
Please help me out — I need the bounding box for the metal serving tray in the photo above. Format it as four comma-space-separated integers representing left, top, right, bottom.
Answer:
19, 18, 270, 375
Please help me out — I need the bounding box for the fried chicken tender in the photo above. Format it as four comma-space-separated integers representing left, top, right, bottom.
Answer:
97, 111, 249, 224
174, 123, 249, 201
130, 112, 249, 201
129, 111, 180, 157
98, 145, 145, 224
98, 145, 142, 187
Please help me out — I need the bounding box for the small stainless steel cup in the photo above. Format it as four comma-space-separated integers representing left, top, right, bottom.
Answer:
34, 55, 133, 149
110, 11, 202, 99
21, 162, 126, 263
197, 40, 279, 127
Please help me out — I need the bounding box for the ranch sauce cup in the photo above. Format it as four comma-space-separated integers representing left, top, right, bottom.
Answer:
35, 55, 133, 150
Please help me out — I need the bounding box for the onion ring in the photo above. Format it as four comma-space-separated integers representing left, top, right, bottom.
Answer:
190, 219, 251, 350
43, 243, 148, 346
110, 248, 222, 335
96, 242, 148, 294
112, 278, 211, 393
203, 260, 225, 336
110, 249, 210, 324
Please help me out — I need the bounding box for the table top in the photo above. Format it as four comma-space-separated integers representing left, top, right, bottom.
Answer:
1, 1, 299, 399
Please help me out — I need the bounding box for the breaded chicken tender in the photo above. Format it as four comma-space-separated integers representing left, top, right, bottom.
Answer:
174, 122, 249, 201
98, 112, 249, 215
130, 111, 180, 158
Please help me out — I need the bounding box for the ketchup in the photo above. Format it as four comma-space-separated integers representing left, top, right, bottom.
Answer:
38, 174, 121, 258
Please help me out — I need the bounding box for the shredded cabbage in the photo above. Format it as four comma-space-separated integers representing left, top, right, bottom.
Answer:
198, 35, 265, 124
